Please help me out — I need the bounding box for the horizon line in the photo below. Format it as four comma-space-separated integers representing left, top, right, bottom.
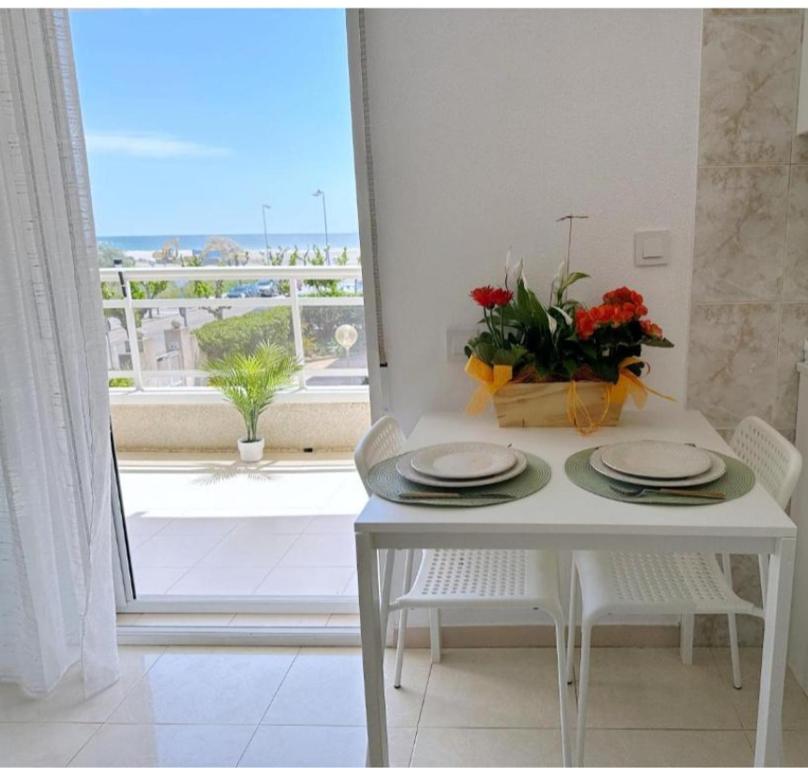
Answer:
98, 231, 360, 239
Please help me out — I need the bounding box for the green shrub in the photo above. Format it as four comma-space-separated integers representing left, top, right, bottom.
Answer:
193, 308, 293, 364
108, 377, 134, 388
302, 307, 364, 359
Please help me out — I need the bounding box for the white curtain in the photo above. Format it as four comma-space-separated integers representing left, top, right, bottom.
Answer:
0, 9, 119, 697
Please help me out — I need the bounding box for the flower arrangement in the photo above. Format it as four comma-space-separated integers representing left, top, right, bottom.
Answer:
464, 252, 673, 430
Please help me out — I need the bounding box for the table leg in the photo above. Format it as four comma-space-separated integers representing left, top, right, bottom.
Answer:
357, 531, 389, 767
754, 537, 796, 767
379, 549, 395, 647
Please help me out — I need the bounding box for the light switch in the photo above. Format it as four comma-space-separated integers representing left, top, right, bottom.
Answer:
634, 230, 670, 267
446, 327, 477, 362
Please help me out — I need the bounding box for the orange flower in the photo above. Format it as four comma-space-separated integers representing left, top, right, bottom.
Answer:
640, 319, 663, 338
575, 308, 596, 340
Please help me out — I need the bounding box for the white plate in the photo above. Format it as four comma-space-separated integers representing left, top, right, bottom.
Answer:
397, 450, 528, 488
589, 447, 726, 488
599, 440, 713, 479
410, 441, 517, 480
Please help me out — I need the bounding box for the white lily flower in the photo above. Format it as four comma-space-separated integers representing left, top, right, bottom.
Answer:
550, 305, 573, 325
504, 248, 524, 289
547, 313, 557, 334
549, 258, 566, 304
554, 258, 566, 285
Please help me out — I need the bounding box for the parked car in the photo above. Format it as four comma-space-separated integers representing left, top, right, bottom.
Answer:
257, 280, 279, 297
226, 283, 259, 298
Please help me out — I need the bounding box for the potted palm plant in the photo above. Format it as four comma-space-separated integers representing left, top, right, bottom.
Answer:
206, 342, 302, 462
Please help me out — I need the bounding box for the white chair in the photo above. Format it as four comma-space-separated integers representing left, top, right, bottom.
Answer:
355, 415, 572, 766
566, 415, 802, 766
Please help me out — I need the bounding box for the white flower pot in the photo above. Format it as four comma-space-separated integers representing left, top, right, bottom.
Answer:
238, 437, 265, 463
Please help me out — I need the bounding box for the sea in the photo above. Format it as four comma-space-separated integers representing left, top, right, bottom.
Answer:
98, 232, 360, 252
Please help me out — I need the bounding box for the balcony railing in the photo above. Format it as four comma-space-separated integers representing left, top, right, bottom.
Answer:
100, 265, 367, 392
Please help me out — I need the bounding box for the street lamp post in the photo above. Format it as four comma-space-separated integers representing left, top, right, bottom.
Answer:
312, 189, 329, 264
262, 203, 271, 262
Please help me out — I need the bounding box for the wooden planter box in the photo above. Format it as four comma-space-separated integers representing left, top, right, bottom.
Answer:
492, 381, 623, 428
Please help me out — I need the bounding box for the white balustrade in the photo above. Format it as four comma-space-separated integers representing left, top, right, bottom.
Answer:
99, 265, 367, 392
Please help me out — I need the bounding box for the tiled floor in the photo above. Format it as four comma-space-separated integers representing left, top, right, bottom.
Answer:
119, 452, 366, 598
2, 644, 808, 767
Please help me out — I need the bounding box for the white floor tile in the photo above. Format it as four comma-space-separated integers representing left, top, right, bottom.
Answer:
420, 648, 563, 728
69, 723, 254, 767
254, 567, 355, 596
133, 567, 187, 595
278, 534, 357, 568
124, 516, 171, 546
0, 648, 164, 723
780, 730, 808, 767
0, 723, 98, 767
304, 515, 357, 534
155, 518, 240, 539
263, 649, 365, 726
238, 725, 415, 768
411, 727, 562, 767
119, 454, 365, 598
713, 647, 808, 730
576, 647, 742, 730
108, 647, 297, 725
263, 648, 429, 728
198, 529, 297, 569
167, 567, 270, 596
231, 516, 315, 535
121, 460, 349, 513
239, 725, 366, 767
1, 640, 796, 768
585, 729, 753, 767
132, 535, 222, 569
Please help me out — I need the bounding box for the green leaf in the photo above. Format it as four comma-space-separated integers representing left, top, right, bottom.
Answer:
205, 342, 302, 441
643, 336, 675, 348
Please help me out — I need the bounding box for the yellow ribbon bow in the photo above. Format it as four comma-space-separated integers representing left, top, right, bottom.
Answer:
609, 356, 675, 409
566, 357, 675, 435
464, 356, 513, 415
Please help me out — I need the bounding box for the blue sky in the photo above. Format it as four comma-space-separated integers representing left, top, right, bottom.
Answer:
70, 9, 358, 236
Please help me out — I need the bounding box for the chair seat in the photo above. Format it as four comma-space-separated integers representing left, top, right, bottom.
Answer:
576, 550, 762, 622
394, 549, 562, 619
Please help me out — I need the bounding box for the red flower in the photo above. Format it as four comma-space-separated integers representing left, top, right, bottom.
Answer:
640, 319, 663, 338
575, 308, 596, 340
603, 286, 644, 307
470, 285, 513, 309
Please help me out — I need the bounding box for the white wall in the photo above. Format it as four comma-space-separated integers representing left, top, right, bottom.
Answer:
362, 10, 703, 431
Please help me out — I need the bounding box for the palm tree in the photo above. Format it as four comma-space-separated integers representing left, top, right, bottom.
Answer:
205, 343, 301, 443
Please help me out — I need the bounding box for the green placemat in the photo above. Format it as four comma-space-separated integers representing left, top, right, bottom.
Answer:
565, 448, 755, 505
368, 451, 551, 507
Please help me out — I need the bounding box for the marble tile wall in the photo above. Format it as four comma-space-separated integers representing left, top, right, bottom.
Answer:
687, 9, 808, 645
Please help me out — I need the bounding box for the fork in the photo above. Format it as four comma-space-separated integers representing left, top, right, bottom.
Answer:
608, 483, 725, 500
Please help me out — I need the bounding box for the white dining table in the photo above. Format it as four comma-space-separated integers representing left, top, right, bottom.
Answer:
354, 406, 798, 767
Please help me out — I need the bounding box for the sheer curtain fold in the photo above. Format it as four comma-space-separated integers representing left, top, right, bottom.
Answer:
0, 8, 118, 697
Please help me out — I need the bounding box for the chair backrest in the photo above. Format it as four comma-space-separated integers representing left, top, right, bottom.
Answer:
354, 414, 405, 495
730, 416, 802, 509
